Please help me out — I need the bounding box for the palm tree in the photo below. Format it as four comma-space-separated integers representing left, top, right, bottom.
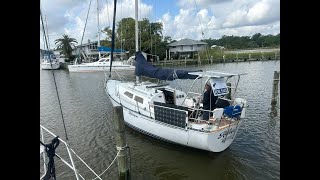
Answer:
54, 34, 78, 60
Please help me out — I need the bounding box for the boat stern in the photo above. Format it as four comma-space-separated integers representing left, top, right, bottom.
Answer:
188, 120, 242, 152
207, 122, 241, 152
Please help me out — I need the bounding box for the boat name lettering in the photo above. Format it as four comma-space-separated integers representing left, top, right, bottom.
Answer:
217, 128, 236, 140
222, 135, 234, 143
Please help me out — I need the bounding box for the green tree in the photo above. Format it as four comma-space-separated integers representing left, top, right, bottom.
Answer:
102, 17, 167, 58
54, 34, 78, 60
202, 33, 279, 49
251, 33, 262, 47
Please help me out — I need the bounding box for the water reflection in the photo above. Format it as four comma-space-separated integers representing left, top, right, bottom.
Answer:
40, 60, 280, 180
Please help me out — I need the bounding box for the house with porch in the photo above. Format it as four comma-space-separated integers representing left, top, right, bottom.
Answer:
167, 38, 207, 60
72, 40, 99, 60
72, 40, 128, 61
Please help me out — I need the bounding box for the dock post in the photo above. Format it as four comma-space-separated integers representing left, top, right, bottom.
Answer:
226, 82, 232, 100
249, 54, 251, 60
271, 71, 280, 106
166, 50, 168, 60
223, 55, 226, 63
236, 53, 238, 61
275, 51, 277, 60
113, 106, 130, 179
198, 53, 201, 65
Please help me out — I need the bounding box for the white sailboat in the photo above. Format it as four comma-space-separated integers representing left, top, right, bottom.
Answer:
41, 15, 60, 70
68, 54, 135, 72
41, 51, 60, 70
105, 0, 248, 152
68, 0, 135, 73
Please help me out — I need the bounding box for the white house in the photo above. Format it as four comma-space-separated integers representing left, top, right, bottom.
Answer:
72, 40, 99, 59
167, 38, 207, 59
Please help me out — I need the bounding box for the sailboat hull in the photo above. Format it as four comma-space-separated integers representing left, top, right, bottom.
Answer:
106, 79, 244, 152
122, 107, 241, 152
68, 64, 135, 72
68, 61, 135, 72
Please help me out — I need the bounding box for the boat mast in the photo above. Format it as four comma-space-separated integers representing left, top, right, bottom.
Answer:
45, 16, 50, 50
108, 0, 117, 77
97, 0, 101, 59
135, 0, 140, 83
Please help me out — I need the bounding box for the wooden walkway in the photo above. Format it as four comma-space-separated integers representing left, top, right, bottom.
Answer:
151, 56, 280, 66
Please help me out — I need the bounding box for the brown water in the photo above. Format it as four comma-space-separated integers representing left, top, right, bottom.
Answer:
40, 60, 280, 180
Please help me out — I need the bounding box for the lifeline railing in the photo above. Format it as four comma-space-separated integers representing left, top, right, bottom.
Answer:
40, 125, 103, 180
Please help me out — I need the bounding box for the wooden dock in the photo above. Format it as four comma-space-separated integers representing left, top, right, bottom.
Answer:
152, 59, 199, 66
152, 56, 280, 66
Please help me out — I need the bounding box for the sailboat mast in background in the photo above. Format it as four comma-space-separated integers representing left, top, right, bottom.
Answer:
97, 0, 101, 59
135, 0, 140, 83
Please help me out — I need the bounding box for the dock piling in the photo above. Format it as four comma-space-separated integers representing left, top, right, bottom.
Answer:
226, 82, 232, 100
113, 106, 130, 179
271, 71, 280, 106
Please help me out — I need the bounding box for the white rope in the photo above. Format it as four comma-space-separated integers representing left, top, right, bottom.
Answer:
92, 150, 121, 180
116, 145, 127, 151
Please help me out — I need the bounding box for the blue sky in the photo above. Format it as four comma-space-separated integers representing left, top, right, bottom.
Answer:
40, 0, 280, 49
142, 0, 180, 19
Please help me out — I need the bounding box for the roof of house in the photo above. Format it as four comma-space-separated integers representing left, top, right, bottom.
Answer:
168, 38, 207, 46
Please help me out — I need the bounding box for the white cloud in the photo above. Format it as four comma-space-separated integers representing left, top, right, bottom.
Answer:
248, 0, 270, 23
210, 21, 280, 39
223, 10, 248, 28
207, 16, 219, 29
161, 0, 279, 40
197, 9, 208, 20
41, 0, 153, 49
41, 0, 280, 49
161, 13, 172, 36
177, 0, 232, 8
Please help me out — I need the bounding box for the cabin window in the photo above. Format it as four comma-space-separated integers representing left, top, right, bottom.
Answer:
134, 95, 144, 104
124, 91, 133, 98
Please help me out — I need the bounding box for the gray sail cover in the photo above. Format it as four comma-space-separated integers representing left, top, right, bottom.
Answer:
134, 51, 200, 81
